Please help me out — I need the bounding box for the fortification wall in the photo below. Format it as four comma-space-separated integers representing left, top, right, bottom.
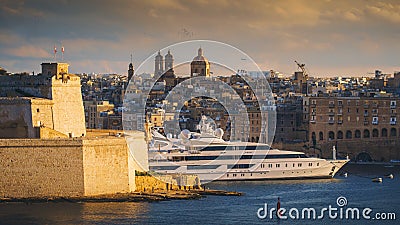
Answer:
0, 137, 136, 198
0, 139, 85, 198
0, 98, 55, 138
82, 138, 135, 196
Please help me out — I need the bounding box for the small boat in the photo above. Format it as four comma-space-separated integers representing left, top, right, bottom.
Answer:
372, 177, 383, 183
385, 174, 394, 179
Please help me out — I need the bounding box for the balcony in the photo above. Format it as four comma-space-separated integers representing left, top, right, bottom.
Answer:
372, 103, 378, 108
364, 121, 369, 125
390, 121, 397, 125
328, 111, 335, 116
364, 113, 369, 117
328, 120, 335, 124
337, 120, 343, 124
329, 103, 335, 108
364, 104, 369, 108
372, 121, 378, 125
391, 105, 397, 109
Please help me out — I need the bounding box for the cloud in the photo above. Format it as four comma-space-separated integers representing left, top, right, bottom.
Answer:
366, 2, 400, 23
5, 45, 51, 58
0, 0, 399, 76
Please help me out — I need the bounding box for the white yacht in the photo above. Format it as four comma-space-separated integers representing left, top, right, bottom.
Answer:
148, 128, 349, 183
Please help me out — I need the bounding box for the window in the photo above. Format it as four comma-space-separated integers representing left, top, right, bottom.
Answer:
36, 108, 40, 113
298, 163, 302, 167
372, 117, 378, 125
390, 128, 397, 137
337, 131, 343, 139
390, 117, 397, 125
390, 101, 396, 108
382, 128, 388, 137
328, 131, 335, 140
363, 129, 370, 138
355, 130, 361, 138
346, 130, 352, 139
308, 163, 313, 166
268, 164, 273, 168
372, 129, 379, 137
319, 132, 324, 141
276, 164, 280, 168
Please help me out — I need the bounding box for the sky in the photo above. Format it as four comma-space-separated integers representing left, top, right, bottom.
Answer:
0, 0, 399, 77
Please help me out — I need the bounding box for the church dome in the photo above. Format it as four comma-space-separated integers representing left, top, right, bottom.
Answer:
192, 47, 209, 63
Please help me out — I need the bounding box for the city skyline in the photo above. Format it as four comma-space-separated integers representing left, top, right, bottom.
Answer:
0, 0, 399, 77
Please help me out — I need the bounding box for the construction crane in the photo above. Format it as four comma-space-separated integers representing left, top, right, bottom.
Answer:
295, 60, 308, 79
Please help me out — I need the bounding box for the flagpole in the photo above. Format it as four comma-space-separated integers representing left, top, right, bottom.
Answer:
61, 45, 64, 61
54, 45, 57, 61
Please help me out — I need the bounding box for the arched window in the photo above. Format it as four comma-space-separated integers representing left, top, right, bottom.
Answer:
251, 137, 255, 142
382, 128, 388, 137
319, 131, 323, 141
355, 130, 361, 138
312, 132, 316, 140
390, 128, 397, 137
346, 130, 352, 139
256, 137, 259, 142
328, 131, 335, 140
372, 129, 379, 138
337, 131, 343, 139
363, 129, 370, 138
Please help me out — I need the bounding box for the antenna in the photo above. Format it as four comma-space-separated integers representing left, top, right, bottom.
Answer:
130, 53, 133, 64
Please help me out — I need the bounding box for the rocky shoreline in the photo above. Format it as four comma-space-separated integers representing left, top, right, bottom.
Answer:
0, 189, 242, 203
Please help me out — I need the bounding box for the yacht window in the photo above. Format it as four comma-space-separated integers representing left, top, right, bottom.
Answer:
298, 163, 302, 167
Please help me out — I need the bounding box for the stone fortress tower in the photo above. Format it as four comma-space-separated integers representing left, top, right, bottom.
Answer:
0, 62, 86, 138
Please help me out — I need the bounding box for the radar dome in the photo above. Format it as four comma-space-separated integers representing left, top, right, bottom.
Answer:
166, 133, 173, 139
180, 129, 191, 140
214, 128, 224, 139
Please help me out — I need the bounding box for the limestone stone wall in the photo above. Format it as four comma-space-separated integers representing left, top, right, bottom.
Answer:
0, 98, 57, 138
135, 174, 201, 192
82, 138, 135, 196
0, 139, 85, 198
0, 137, 136, 198
51, 76, 86, 137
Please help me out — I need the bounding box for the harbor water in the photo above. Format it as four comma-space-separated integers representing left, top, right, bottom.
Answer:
0, 164, 399, 224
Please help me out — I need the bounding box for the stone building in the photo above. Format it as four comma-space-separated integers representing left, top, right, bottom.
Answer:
84, 100, 115, 129
304, 96, 400, 161
0, 62, 86, 138
0, 61, 150, 198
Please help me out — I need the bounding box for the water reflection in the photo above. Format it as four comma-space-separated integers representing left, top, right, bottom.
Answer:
0, 202, 150, 224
